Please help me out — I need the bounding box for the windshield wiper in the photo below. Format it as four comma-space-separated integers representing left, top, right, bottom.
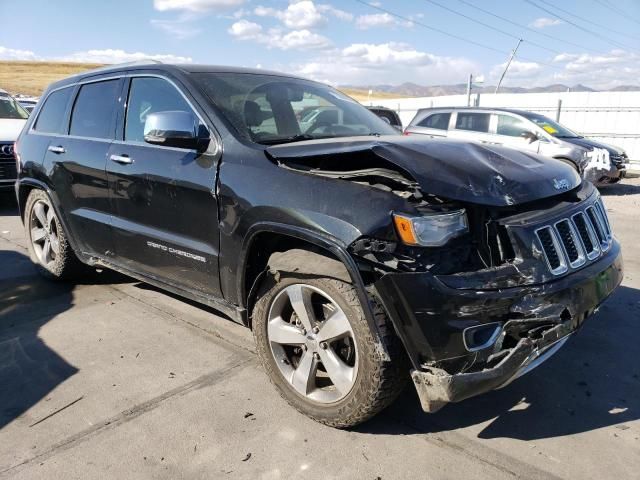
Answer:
257, 134, 317, 145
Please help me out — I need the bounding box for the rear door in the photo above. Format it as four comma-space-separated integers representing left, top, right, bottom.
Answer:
41, 76, 122, 257
106, 74, 222, 296
408, 111, 451, 137
448, 111, 493, 144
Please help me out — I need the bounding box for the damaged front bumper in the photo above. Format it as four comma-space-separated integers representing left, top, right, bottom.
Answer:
375, 240, 623, 413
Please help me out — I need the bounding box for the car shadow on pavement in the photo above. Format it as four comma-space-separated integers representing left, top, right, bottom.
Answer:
359, 285, 640, 441
0, 247, 130, 430
0, 249, 78, 429
600, 182, 640, 196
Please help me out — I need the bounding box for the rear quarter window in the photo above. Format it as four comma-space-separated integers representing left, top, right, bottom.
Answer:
455, 112, 490, 133
33, 87, 72, 134
418, 112, 450, 130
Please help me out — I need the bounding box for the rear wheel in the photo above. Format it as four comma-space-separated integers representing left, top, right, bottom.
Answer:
24, 189, 88, 280
253, 274, 407, 428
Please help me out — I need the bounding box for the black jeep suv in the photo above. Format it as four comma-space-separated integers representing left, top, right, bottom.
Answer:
15, 63, 623, 427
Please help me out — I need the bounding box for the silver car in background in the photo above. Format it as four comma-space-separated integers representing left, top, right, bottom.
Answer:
405, 107, 628, 186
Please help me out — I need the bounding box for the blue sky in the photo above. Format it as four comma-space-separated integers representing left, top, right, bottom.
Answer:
1, 0, 639, 88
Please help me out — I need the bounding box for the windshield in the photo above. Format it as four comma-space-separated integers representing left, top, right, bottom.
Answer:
0, 94, 29, 120
192, 72, 397, 144
520, 111, 579, 138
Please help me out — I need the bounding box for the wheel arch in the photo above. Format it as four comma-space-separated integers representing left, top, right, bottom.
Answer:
239, 223, 391, 360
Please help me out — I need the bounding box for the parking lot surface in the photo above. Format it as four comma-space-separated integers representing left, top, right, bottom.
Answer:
1, 180, 639, 480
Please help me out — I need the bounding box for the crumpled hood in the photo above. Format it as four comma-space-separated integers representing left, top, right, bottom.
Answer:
266, 136, 581, 207
0, 119, 27, 142
560, 136, 625, 156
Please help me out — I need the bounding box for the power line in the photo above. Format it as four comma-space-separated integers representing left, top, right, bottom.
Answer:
457, 0, 609, 55
422, 0, 560, 55
353, 0, 564, 70
592, 0, 640, 27
536, 0, 640, 42
524, 0, 635, 51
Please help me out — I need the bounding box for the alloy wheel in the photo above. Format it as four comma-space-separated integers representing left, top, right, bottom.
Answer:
30, 200, 60, 268
267, 284, 358, 403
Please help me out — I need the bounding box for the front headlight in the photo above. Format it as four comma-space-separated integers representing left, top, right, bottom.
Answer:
393, 210, 469, 247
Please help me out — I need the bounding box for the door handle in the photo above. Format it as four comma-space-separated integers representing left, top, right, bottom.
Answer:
48, 145, 66, 154
110, 154, 133, 165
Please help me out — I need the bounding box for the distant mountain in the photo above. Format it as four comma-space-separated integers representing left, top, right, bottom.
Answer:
341, 82, 637, 97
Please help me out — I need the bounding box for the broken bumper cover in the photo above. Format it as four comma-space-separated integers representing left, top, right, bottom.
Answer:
375, 240, 623, 412
411, 327, 571, 413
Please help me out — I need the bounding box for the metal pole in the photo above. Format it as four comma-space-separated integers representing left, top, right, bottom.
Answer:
466, 74, 472, 107
495, 39, 523, 94
556, 98, 562, 122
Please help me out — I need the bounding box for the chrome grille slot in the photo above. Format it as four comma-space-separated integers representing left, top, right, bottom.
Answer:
536, 226, 568, 275
554, 219, 586, 268
595, 199, 612, 238
572, 212, 600, 260
587, 205, 611, 251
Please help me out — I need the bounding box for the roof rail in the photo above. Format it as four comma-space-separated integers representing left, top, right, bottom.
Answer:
74, 59, 164, 77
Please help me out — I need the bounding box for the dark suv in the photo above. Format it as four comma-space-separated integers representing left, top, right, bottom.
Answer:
15, 63, 623, 427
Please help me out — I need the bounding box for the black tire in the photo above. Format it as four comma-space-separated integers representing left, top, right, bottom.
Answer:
24, 189, 88, 280
253, 274, 408, 428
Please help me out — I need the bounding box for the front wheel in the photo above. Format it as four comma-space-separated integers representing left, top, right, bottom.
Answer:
253, 275, 407, 428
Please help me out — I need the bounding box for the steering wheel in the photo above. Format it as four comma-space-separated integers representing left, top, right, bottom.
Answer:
305, 120, 332, 135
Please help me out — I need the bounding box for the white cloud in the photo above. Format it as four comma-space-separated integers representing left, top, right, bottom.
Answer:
317, 4, 354, 22
0, 46, 39, 61
529, 17, 563, 28
294, 42, 478, 85
228, 19, 264, 39
549, 50, 640, 89
59, 49, 192, 64
255, 1, 326, 29
151, 13, 201, 39
355, 13, 411, 30
491, 59, 543, 79
154, 0, 244, 12
228, 20, 331, 50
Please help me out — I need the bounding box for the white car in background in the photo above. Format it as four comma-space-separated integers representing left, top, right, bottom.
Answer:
0, 89, 29, 193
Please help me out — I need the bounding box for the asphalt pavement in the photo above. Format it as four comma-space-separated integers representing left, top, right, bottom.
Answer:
1, 180, 639, 479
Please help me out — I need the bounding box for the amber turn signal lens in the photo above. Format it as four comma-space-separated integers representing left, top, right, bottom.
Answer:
393, 214, 418, 245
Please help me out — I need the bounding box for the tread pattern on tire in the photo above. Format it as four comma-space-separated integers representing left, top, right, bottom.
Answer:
253, 274, 408, 428
24, 189, 89, 280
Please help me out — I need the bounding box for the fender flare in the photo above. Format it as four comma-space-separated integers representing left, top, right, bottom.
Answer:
239, 222, 391, 361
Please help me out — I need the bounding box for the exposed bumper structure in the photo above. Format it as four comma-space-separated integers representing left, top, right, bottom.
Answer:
375, 240, 623, 412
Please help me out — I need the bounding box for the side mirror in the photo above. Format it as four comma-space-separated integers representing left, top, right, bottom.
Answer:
144, 111, 209, 151
520, 130, 539, 144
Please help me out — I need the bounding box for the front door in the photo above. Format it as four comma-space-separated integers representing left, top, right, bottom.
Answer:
106, 75, 222, 297
493, 113, 541, 154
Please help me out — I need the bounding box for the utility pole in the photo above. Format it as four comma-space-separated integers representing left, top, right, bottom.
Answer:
495, 38, 522, 94
466, 74, 473, 107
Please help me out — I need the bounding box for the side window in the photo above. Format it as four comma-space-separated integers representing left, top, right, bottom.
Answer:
70, 80, 120, 139
455, 112, 490, 133
497, 115, 531, 137
125, 77, 195, 143
418, 112, 451, 130
34, 87, 72, 134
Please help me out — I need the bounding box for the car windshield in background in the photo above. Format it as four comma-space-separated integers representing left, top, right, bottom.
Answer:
0, 95, 29, 119
520, 112, 580, 138
192, 73, 397, 144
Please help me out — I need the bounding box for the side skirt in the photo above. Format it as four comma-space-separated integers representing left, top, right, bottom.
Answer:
90, 256, 246, 324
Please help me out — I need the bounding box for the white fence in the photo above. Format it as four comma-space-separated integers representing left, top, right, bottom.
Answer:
365, 91, 640, 162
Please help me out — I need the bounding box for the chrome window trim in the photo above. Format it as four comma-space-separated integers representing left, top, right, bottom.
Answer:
27, 71, 221, 155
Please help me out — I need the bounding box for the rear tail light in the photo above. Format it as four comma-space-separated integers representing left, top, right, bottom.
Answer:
14, 142, 21, 174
